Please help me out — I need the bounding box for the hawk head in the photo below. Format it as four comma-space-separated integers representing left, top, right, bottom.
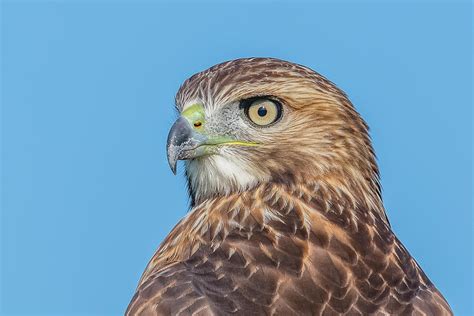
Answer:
167, 58, 382, 213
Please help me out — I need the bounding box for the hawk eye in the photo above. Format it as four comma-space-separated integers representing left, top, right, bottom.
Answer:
242, 98, 282, 126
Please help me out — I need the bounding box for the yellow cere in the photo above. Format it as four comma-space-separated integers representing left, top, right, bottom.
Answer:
181, 104, 205, 128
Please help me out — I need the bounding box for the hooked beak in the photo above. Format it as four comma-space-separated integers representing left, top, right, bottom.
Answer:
166, 117, 208, 175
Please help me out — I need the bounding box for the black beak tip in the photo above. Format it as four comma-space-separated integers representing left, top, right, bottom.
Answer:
167, 145, 178, 175
168, 159, 177, 175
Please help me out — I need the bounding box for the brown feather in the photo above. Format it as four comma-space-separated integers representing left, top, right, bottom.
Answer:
127, 58, 451, 315
127, 181, 451, 315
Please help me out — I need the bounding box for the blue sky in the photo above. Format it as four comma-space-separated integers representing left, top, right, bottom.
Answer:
1, 1, 472, 315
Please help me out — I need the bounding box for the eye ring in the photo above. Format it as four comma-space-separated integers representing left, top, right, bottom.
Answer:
240, 97, 283, 127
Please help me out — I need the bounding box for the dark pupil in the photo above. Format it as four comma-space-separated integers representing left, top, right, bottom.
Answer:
257, 106, 267, 117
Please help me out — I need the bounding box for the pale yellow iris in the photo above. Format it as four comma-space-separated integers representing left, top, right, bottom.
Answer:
247, 99, 280, 126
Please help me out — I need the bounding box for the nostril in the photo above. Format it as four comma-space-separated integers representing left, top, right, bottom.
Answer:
193, 121, 202, 128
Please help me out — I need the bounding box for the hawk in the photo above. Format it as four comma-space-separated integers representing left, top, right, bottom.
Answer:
127, 58, 451, 315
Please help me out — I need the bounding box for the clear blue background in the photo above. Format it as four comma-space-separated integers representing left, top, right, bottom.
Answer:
1, 1, 472, 315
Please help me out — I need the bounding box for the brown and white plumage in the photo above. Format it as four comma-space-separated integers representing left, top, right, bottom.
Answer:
127, 58, 451, 315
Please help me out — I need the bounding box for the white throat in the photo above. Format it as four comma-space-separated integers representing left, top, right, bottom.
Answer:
185, 150, 265, 203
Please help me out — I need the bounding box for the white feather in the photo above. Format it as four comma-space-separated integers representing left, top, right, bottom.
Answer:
186, 149, 266, 202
